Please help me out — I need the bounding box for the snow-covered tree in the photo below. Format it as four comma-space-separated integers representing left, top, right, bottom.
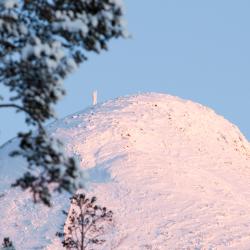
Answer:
1, 238, 15, 250
0, 0, 126, 206
57, 193, 113, 250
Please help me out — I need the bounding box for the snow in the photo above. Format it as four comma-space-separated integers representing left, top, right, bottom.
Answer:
110, 0, 124, 10
1, 0, 18, 9
21, 39, 65, 69
66, 58, 77, 71
53, 11, 89, 35
18, 23, 28, 35
1, 93, 250, 249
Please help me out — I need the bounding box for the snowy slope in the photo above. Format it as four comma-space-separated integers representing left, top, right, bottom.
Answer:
1, 93, 250, 249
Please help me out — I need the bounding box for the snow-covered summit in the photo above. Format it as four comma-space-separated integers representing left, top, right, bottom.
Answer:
1, 93, 250, 249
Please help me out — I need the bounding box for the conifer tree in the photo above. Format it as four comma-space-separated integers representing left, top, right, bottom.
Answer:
57, 193, 113, 250
1, 238, 15, 250
0, 0, 126, 205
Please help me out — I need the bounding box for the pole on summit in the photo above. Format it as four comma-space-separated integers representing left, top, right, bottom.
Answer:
92, 90, 97, 105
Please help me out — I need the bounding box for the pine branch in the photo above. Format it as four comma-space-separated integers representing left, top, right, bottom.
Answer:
0, 103, 29, 114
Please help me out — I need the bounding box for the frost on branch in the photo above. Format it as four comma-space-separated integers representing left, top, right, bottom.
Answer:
10, 128, 82, 206
0, 0, 126, 125
0, 0, 125, 205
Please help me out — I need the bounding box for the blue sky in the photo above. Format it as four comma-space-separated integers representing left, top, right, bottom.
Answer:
1, 0, 250, 144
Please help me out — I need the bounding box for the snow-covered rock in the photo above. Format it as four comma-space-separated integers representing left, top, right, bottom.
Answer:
1, 93, 250, 249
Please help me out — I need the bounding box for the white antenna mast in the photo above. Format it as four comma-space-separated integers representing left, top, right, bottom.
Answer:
92, 90, 97, 105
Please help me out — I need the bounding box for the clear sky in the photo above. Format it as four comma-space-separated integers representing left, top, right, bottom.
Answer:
1, 0, 250, 144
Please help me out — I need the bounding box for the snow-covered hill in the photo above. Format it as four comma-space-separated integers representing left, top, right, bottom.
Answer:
1, 93, 250, 249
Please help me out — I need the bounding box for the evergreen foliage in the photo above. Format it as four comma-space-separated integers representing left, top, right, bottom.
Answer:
57, 193, 113, 250
1, 238, 15, 250
0, 0, 125, 205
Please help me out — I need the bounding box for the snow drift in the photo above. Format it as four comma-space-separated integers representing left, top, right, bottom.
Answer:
1, 93, 250, 249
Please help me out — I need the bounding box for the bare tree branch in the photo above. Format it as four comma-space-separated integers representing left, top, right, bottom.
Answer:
0, 103, 29, 114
